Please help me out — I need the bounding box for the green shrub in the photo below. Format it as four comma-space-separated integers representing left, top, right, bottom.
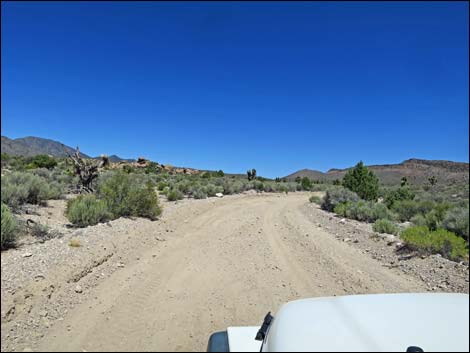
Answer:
442, 207, 469, 242
333, 200, 396, 223
157, 181, 168, 191
128, 181, 162, 220
27, 154, 57, 169
97, 172, 133, 217
97, 172, 162, 219
301, 177, 312, 191
192, 188, 207, 199
122, 165, 135, 174
176, 180, 192, 194
66, 195, 111, 227
1, 203, 17, 250
309, 195, 323, 205
410, 214, 427, 227
1, 172, 63, 209
254, 180, 265, 192
144, 162, 160, 174
400, 226, 468, 261
333, 202, 350, 217
167, 189, 184, 201
391, 200, 421, 222
373, 219, 399, 235
384, 187, 415, 208
342, 161, 379, 201
424, 203, 452, 231
321, 188, 360, 212
204, 184, 218, 197
345, 201, 375, 222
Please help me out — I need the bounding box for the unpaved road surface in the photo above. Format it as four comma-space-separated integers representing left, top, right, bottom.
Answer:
25, 193, 430, 352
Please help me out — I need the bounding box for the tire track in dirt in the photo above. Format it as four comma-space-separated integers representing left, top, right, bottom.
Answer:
37, 193, 427, 352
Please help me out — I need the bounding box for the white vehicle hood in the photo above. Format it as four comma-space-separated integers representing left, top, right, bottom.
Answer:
261, 293, 469, 352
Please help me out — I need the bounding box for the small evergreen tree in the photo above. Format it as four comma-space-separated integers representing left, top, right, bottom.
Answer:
342, 161, 379, 201
428, 175, 437, 187
301, 177, 312, 190
400, 176, 408, 187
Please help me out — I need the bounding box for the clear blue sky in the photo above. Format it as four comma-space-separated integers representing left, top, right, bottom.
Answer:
2, 1, 468, 177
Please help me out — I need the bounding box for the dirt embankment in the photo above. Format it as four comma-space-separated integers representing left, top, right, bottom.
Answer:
1, 192, 468, 352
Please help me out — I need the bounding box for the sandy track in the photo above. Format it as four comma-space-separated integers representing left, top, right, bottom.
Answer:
37, 193, 426, 352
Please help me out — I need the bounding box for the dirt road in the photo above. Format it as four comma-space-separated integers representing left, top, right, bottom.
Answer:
33, 193, 426, 352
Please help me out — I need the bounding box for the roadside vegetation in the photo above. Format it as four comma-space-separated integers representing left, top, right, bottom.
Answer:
1, 203, 17, 250
310, 161, 469, 262
0, 152, 323, 245
2, 153, 468, 261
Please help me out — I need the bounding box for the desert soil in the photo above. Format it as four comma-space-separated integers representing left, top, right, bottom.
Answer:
1, 192, 468, 352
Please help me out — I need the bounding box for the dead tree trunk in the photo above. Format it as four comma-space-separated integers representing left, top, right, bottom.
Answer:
65, 146, 108, 193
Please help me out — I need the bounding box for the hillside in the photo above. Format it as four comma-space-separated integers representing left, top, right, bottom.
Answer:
285, 159, 469, 186
1, 136, 132, 161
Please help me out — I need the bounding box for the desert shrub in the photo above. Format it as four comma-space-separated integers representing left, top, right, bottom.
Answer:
254, 180, 265, 192
333, 200, 396, 223
157, 181, 169, 191
342, 161, 379, 201
384, 187, 415, 208
321, 188, 360, 212
144, 162, 160, 174
333, 202, 350, 217
1, 203, 17, 250
27, 154, 57, 169
175, 180, 192, 194
309, 195, 323, 205
204, 184, 218, 197
371, 203, 397, 221
30, 222, 50, 238
97, 172, 133, 216
122, 165, 136, 174
413, 199, 437, 214
1, 172, 63, 209
391, 200, 421, 222
424, 208, 445, 231
32, 167, 75, 186
400, 226, 468, 261
160, 186, 170, 196
69, 238, 81, 247
97, 172, 162, 219
410, 214, 427, 227
167, 189, 184, 201
345, 201, 375, 222
132, 183, 162, 220
1, 153, 11, 163
66, 195, 111, 227
373, 219, 399, 235
231, 181, 244, 194
222, 180, 237, 195
442, 207, 469, 242
263, 182, 276, 193
192, 187, 207, 199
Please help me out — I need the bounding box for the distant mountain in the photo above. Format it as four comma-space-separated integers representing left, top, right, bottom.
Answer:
1, 136, 133, 162
1, 136, 90, 158
105, 155, 135, 163
285, 159, 469, 186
